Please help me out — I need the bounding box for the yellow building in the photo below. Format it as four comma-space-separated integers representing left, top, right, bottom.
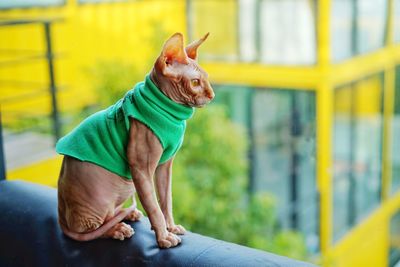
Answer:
1, 0, 400, 266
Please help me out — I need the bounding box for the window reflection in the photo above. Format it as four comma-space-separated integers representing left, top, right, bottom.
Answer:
392, 66, 400, 193
333, 75, 383, 241
356, 0, 387, 54
396, 0, 400, 43
331, 0, 354, 61
251, 89, 318, 253
0, 0, 64, 8
213, 86, 318, 253
353, 78, 383, 218
190, 0, 317, 65
258, 0, 316, 65
212, 85, 252, 127
331, 0, 388, 61
333, 85, 353, 239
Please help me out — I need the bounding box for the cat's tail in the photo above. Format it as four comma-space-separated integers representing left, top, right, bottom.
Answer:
59, 205, 137, 242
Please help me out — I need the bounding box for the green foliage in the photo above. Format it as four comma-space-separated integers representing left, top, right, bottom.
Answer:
88, 22, 168, 108
89, 61, 143, 107
4, 114, 52, 134
87, 62, 307, 260
173, 105, 249, 241
172, 106, 307, 260
268, 231, 307, 260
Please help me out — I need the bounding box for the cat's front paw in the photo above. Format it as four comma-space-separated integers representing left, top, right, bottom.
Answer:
167, 224, 186, 235
157, 231, 181, 248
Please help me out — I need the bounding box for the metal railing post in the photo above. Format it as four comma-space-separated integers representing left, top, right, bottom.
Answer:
44, 21, 61, 144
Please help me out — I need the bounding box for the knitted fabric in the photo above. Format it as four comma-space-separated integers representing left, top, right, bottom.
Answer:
56, 75, 194, 179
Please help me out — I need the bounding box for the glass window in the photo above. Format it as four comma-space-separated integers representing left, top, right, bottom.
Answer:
189, 0, 317, 65
356, 0, 388, 54
0, 0, 64, 9
333, 75, 383, 241
333, 85, 353, 240
212, 85, 318, 253
389, 211, 400, 267
331, 0, 354, 61
212, 85, 252, 127
258, 0, 316, 65
352, 77, 383, 218
238, 0, 258, 62
331, 0, 388, 61
396, 0, 400, 43
251, 89, 318, 253
392, 66, 400, 193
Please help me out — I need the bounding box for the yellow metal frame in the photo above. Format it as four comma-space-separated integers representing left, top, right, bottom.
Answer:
203, 0, 400, 265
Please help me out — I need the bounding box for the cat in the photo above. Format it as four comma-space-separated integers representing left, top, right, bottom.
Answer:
56, 32, 214, 248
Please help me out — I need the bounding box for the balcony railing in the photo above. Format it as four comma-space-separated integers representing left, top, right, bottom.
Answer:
0, 18, 64, 180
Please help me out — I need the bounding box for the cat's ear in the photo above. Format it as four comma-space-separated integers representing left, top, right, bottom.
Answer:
162, 33, 189, 65
185, 32, 209, 60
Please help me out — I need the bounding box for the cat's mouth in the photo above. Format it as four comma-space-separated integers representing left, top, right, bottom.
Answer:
194, 97, 212, 108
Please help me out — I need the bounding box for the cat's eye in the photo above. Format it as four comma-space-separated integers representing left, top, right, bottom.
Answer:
191, 79, 200, 87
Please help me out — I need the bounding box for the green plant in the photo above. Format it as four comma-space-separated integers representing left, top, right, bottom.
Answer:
4, 114, 52, 135
89, 61, 143, 108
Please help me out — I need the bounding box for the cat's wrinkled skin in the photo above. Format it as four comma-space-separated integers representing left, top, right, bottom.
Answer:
152, 32, 214, 107
57, 33, 214, 248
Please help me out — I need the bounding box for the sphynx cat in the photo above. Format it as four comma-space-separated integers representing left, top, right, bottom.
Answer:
57, 33, 214, 248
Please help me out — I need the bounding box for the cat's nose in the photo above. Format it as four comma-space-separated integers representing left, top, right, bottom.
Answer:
206, 88, 215, 100
209, 90, 215, 100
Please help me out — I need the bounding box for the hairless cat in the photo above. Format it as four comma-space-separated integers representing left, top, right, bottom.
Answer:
56, 32, 214, 248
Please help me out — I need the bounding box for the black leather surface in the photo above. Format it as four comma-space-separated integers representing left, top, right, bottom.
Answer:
0, 180, 317, 267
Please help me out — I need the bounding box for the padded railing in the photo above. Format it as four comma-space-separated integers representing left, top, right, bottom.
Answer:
0, 180, 317, 267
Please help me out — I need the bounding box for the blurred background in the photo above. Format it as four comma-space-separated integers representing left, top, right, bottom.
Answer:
0, 0, 399, 266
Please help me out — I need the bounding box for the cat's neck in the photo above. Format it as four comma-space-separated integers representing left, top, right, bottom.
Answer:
149, 68, 186, 106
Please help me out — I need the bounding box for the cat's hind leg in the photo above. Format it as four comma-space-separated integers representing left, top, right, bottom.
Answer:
103, 222, 134, 240
59, 204, 136, 241
58, 156, 137, 241
124, 195, 143, 222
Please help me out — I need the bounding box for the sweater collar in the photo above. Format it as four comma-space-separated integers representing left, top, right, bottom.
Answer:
139, 75, 195, 121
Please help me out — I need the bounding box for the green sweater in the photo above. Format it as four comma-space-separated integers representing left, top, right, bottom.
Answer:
56, 75, 194, 179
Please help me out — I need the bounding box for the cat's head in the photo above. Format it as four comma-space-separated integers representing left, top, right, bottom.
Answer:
151, 32, 214, 108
